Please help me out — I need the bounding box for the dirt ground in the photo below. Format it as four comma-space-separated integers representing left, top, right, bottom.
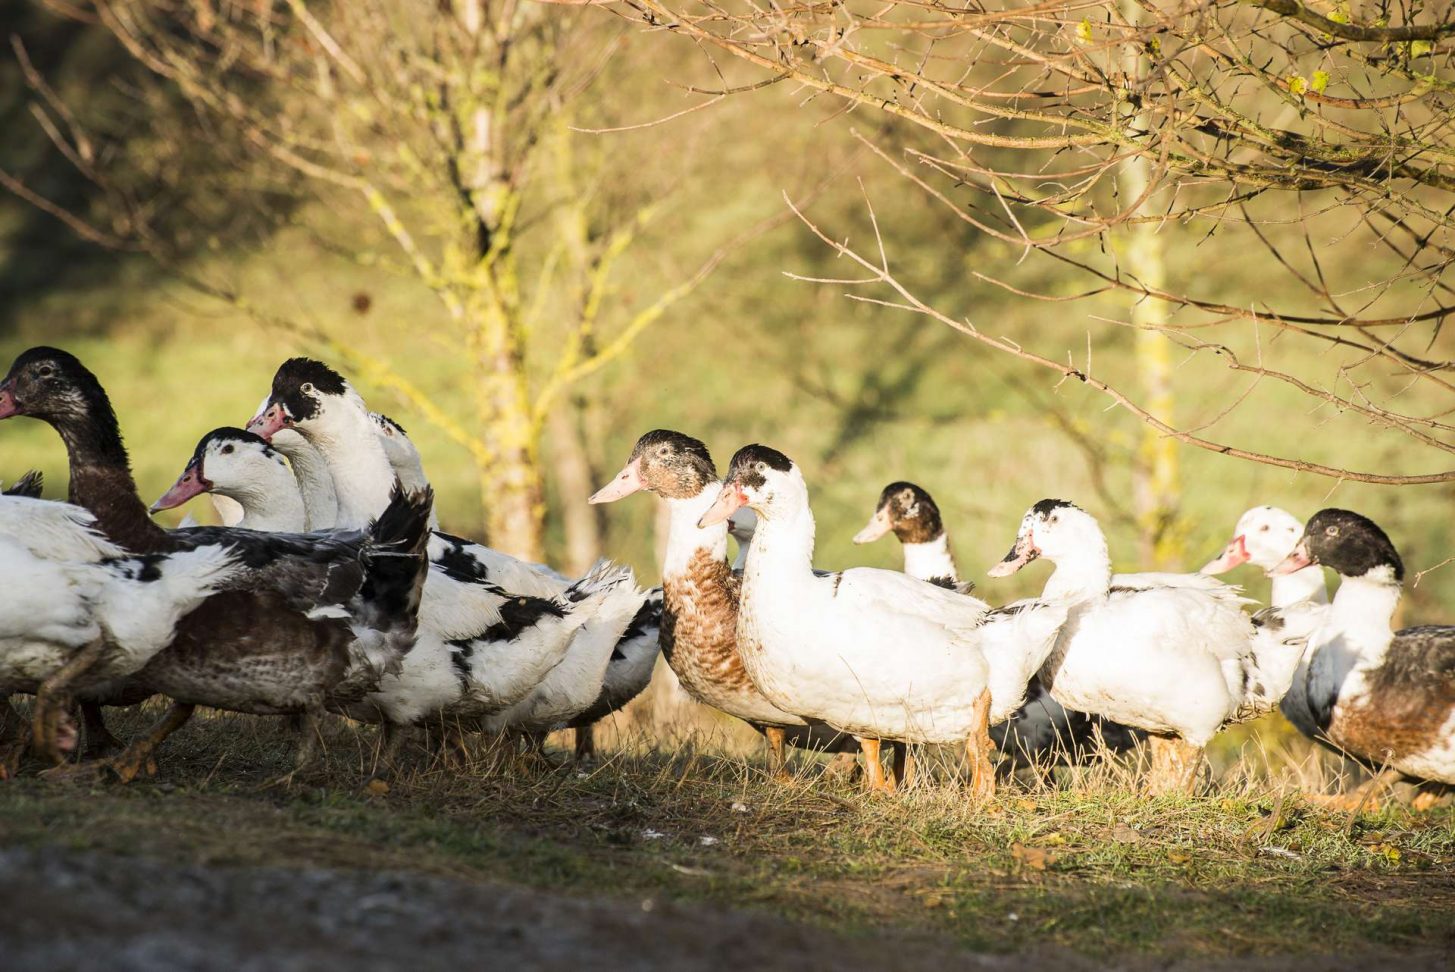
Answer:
0, 846, 1447, 972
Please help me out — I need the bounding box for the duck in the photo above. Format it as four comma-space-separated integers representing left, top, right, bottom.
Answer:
371, 412, 439, 530
245, 358, 654, 746
696, 444, 1020, 795
853, 481, 1144, 774
987, 499, 1279, 791
151, 428, 307, 532
1202, 505, 1330, 741
1271, 509, 1455, 785
0, 346, 435, 780
562, 590, 665, 760
590, 431, 860, 779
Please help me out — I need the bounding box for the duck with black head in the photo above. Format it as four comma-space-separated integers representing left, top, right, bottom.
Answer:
0, 347, 436, 780
1272, 509, 1455, 786
697, 444, 1023, 796
590, 431, 859, 781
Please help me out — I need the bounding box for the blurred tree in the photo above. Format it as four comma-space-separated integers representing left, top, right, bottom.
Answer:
2, 0, 738, 558
609, 0, 1455, 489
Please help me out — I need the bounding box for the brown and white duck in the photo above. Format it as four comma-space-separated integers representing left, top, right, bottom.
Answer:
590, 431, 859, 779
0, 347, 434, 780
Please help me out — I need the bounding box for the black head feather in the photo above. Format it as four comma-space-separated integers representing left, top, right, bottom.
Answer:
726, 444, 793, 490
1302, 509, 1404, 582
875, 481, 944, 544
629, 429, 717, 498
192, 427, 281, 468
1031, 498, 1080, 519
0, 347, 127, 466
268, 358, 350, 423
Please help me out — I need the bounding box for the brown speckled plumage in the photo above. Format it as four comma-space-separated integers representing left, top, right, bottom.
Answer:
1325, 626, 1455, 765
662, 549, 756, 704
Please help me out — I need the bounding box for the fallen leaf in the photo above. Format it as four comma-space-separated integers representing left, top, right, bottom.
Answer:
1110, 822, 1141, 843
364, 778, 390, 796
1011, 842, 1059, 871
1167, 850, 1191, 864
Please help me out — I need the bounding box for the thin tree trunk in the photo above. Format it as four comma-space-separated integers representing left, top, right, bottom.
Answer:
548, 395, 605, 575
1120, 0, 1180, 569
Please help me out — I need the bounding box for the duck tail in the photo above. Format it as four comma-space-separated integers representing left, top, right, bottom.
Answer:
360, 483, 435, 635
2, 470, 43, 498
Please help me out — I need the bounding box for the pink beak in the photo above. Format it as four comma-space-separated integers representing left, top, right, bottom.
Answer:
1201, 535, 1250, 574
0, 382, 18, 420
589, 457, 645, 504
151, 461, 212, 513
1269, 538, 1314, 576
852, 507, 893, 545
247, 402, 290, 441
988, 534, 1038, 578
697, 482, 747, 528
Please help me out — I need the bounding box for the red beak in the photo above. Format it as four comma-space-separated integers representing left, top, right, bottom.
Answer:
1201, 535, 1250, 574
0, 381, 19, 420
151, 461, 212, 513
1269, 538, 1315, 576
247, 402, 290, 441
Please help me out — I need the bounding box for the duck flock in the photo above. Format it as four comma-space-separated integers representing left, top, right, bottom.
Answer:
0, 345, 1451, 799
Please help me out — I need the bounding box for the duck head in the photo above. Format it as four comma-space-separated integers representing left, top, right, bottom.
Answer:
0, 347, 106, 426
590, 429, 718, 504
247, 357, 355, 441
371, 412, 429, 489
988, 499, 1098, 576
853, 481, 943, 545
1272, 508, 1404, 582
152, 427, 285, 512
697, 443, 801, 527
1203, 505, 1304, 575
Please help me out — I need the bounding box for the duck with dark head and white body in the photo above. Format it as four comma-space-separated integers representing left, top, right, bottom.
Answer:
1203, 505, 1331, 742
855, 482, 1143, 774
697, 444, 1020, 795
1271, 509, 1455, 785
590, 431, 858, 779
989, 499, 1258, 791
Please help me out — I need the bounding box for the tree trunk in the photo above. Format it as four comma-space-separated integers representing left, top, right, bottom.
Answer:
1120, 0, 1180, 569
473, 304, 546, 561
547, 395, 605, 575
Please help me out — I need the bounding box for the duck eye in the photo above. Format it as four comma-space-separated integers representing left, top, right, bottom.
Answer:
221, 444, 234, 455
301, 382, 315, 394
1325, 525, 1340, 537
1049, 513, 1059, 524
36, 364, 53, 378
1259, 524, 1269, 532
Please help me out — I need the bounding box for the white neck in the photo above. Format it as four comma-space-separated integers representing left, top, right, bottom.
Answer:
742, 501, 816, 587
213, 472, 307, 533
272, 435, 339, 531
298, 397, 397, 529
1320, 572, 1400, 666
1042, 540, 1112, 601
902, 533, 957, 583
662, 485, 729, 579
1268, 564, 1328, 608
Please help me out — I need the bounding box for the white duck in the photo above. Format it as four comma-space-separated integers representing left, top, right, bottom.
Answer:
987, 499, 1261, 790
371, 412, 439, 530
590, 431, 858, 778
245, 358, 646, 741
698, 444, 1012, 795
151, 428, 307, 532
1203, 505, 1330, 740
853, 482, 1144, 772
1271, 509, 1455, 785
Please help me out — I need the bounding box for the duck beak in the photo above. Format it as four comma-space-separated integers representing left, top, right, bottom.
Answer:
0, 381, 18, 420
1201, 535, 1250, 574
697, 481, 747, 528
1269, 537, 1314, 576
852, 507, 892, 545
247, 401, 290, 441
151, 461, 211, 513
987, 534, 1038, 577
589, 457, 645, 504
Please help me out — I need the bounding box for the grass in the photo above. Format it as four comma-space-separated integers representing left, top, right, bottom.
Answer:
2, 702, 1453, 962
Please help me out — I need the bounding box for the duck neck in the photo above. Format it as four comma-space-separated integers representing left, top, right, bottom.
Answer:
213, 474, 307, 533
662, 486, 729, 579
299, 401, 396, 529
53, 399, 169, 553
1269, 565, 1328, 608
1324, 573, 1400, 665
901, 533, 958, 584
742, 502, 816, 588
1042, 541, 1112, 601
272, 437, 339, 530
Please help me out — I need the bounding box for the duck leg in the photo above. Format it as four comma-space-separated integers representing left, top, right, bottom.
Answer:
574, 723, 597, 763
268, 709, 324, 788
859, 738, 894, 792
890, 740, 916, 789
79, 700, 123, 758
764, 726, 791, 781
0, 697, 29, 780
965, 689, 995, 800
1148, 736, 1203, 795
32, 639, 106, 764
42, 702, 195, 784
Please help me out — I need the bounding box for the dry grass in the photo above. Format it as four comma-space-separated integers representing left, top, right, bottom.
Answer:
1, 696, 1453, 962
